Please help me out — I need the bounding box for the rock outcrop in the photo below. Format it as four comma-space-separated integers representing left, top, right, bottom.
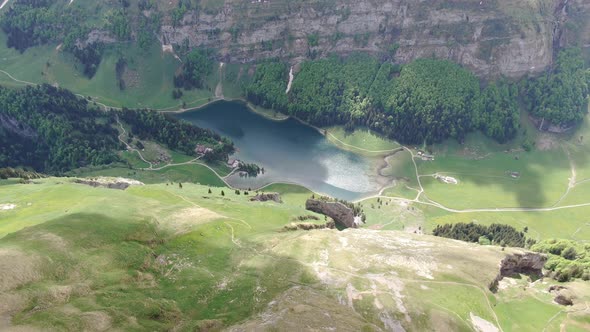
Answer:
554, 293, 574, 306
74, 178, 144, 190
305, 199, 357, 229
157, 0, 589, 78
489, 252, 547, 292
283, 221, 336, 232
250, 193, 282, 203
0, 114, 37, 139
549, 285, 575, 306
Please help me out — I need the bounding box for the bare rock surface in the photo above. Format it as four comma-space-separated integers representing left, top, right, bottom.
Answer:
156, 0, 590, 78
489, 252, 547, 291
74, 177, 144, 190
250, 193, 282, 203
305, 199, 357, 229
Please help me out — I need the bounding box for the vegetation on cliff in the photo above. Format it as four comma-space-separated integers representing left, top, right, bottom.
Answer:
174, 49, 214, 90
522, 48, 589, 126
247, 55, 524, 144
0, 85, 120, 173
1, 0, 82, 52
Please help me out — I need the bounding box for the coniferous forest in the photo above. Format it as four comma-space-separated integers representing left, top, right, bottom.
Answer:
0, 85, 234, 174
432, 222, 534, 248
246, 49, 588, 144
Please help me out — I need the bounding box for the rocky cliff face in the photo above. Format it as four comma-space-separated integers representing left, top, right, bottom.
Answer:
305, 199, 358, 229
489, 252, 547, 291
159, 0, 589, 78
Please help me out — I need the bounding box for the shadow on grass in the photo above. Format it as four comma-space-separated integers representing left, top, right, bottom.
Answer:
0, 213, 344, 330
423, 131, 590, 208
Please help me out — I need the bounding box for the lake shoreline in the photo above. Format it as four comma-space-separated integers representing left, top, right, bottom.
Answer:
176, 99, 408, 200
161, 97, 290, 122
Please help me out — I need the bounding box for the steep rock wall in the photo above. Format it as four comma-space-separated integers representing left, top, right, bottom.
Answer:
158, 0, 584, 78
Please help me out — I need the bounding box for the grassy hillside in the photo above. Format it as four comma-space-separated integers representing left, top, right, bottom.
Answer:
0, 178, 589, 331
0, 31, 216, 110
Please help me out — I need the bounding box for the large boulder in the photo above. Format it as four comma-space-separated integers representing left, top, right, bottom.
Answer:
549, 285, 575, 306
489, 252, 547, 292
305, 199, 357, 229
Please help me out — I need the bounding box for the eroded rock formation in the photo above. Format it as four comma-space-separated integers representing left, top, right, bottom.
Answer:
305, 199, 357, 229
489, 252, 547, 292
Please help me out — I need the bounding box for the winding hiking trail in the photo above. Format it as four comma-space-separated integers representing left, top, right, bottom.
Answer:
323, 128, 590, 215
166, 190, 251, 247
116, 115, 241, 185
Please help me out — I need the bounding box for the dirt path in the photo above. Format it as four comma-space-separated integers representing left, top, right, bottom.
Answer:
167, 190, 251, 247
0, 0, 10, 9
116, 116, 155, 168
357, 144, 590, 214
553, 146, 577, 207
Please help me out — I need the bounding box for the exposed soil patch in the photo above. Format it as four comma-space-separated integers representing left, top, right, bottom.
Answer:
0, 248, 39, 292
122, 68, 140, 89
81, 311, 112, 332
165, 207, 223, 234
434, 174, 458, 185
470, 313, 499, 332
536, 133, 560, 151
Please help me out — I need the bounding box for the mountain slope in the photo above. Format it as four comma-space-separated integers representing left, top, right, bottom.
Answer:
1, 178, 588, 331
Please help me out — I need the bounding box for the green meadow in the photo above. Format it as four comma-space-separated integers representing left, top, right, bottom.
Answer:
0, 32, 215, 110
1, 175, 588, 331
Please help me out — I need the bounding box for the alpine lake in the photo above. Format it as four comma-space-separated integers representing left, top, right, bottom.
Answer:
176, 101, 398, 201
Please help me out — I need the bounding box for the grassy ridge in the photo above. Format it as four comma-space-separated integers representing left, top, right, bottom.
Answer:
2, 178, 588, 331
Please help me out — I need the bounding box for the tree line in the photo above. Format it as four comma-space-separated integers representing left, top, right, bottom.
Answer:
432, 222, 535, 248
119, 108, 234, 162
245, 49, 588, 144
0, 84, 234, 174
